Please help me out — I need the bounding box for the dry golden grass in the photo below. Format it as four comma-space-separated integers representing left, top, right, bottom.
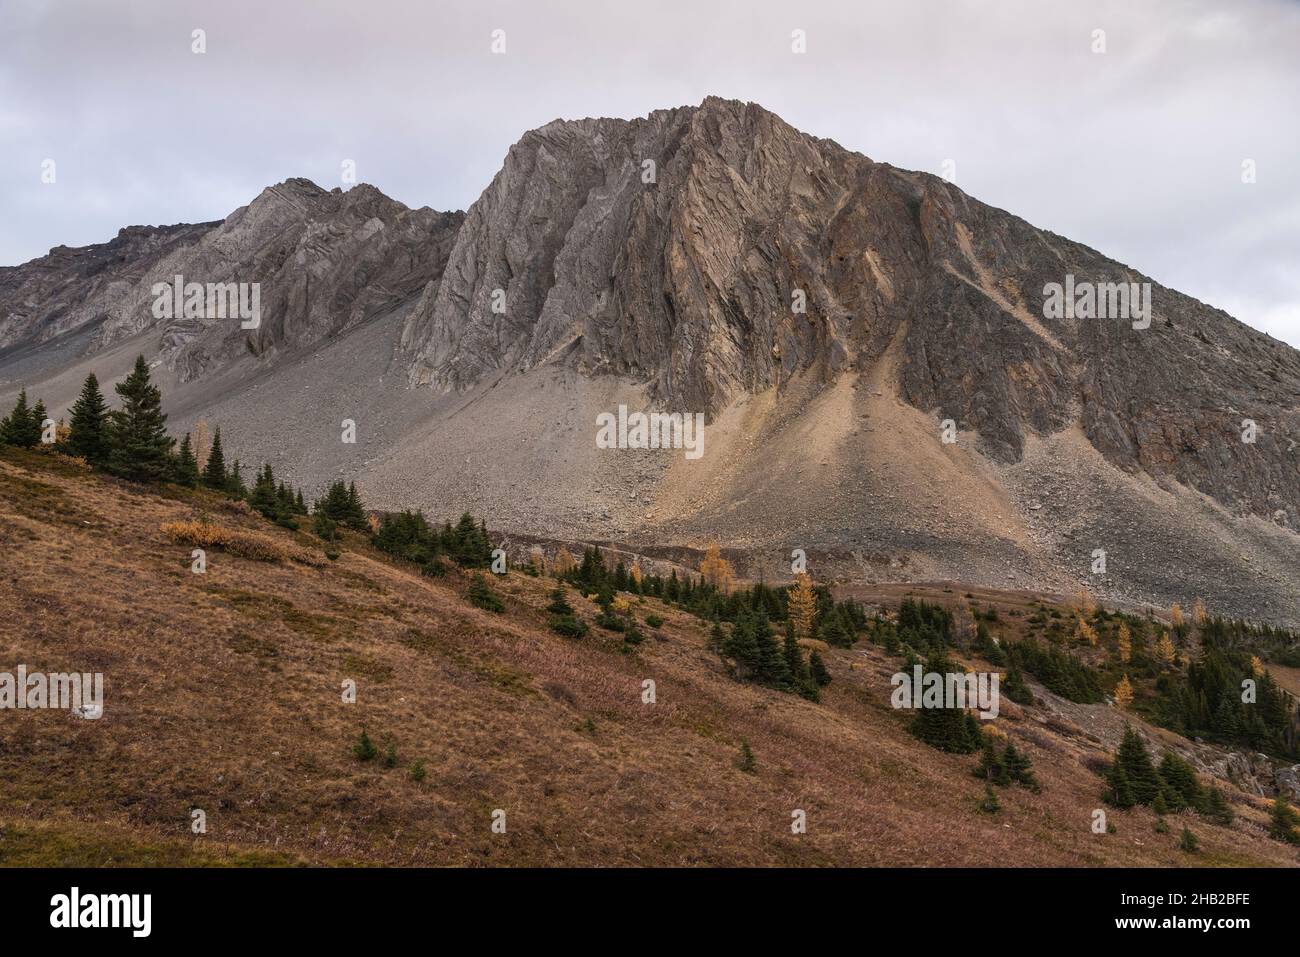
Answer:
161, 518, 326, 566
0, 452, 1296, 868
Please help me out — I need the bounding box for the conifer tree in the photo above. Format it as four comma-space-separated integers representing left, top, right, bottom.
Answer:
910, 652, 982, 754
1200, 785, 1234, 826
202, 426, 227, 489
176, 433, 199, 486
67, 373, 110, 464
106, 356, 174, 481
809, 650, 831, 687
783, 623, 816, 699
226, 459, 247, 497
752, 612, 790, 686
546, 584, 574, 616
708, 620, 726, 655
1270, 795, 1300, 845
250, 464, 279, 517
1157, 752, 1202, 809
1114, 674, 1134, 710
0, 388, 41, 448
980, 782, 1001, 813
787, 572, 818, 641
1105, 760, 1135, 808
32, 400, 50, 445
467, 573, 505, 613
1114, 725, 1163, 805
723, 611, 757, 677
1116, 621, 1132, 664
1003, 741, 1040, 791
976, 740, 1010, 786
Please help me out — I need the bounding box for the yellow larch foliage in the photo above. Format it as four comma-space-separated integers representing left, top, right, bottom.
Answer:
1116, 621, 1132, 664
1074, 585, 1097, 618
1192, 598, 1207, 626
1114, 674, 1134, 710
788, 572, 818, 641
1251, 655, 1265, 677
1170, 603, 1184, 628
1156, 630, 1176, 665
1077, 617, 1099, 646
699, 542, 735, 594
629, 562, 642, 586
553, 547, 576, 576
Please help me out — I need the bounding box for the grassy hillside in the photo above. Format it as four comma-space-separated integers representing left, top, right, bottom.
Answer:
1, 446, 1296, 867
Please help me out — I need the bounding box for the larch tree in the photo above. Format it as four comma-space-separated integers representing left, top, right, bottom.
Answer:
1156, 631, 1176, 666
699, 542, 735, 593
1114, 674, 1134, 710
788, 572, 818, 642
1116, 621, 1132, 664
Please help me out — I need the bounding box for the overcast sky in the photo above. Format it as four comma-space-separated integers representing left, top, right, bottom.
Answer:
3, 0, 1298, 345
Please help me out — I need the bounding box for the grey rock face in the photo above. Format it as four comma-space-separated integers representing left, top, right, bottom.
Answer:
401, 96, 1300, 527
1, 179, 465, 383
1278, 763, 1300, 802
0, 222, 216, 350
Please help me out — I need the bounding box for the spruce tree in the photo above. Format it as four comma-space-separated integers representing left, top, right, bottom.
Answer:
176, 433, 199, 486
809, 650, 831, 687
980, 782, 1001, 813
32, 400, 50, 445
202, 425, 226, 489
1270, 795, 1300, 845
466, 573, 504, 613
1105, 760, 1136, 809
1114, 725, 1162, 805
346, 482, 367, 530
250, 464, 279, 517
752, 612, 790, 686
0, 388, 41, 447
1199, 785, 1234, 826
67, 373, 110, 464
708, 620, 726, 655
106, 356, 174, 481
1003, 741, 1040, 792
723, 611, 758, 677
976, 740, 1009, 785
226, 459, 247, 497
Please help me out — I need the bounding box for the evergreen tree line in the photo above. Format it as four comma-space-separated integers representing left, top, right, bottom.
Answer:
1104, 725, 1234, 825
1, 359, 355, 534
718, 605, 830, 701
370, 510, 493, 574
559, 547, 866, 647
1153, 627, 1298, 759
1006, 637, 1106, 704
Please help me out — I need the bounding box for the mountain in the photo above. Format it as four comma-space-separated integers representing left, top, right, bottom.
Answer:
1, 98, 1297, 625
0, 179, 464, 382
